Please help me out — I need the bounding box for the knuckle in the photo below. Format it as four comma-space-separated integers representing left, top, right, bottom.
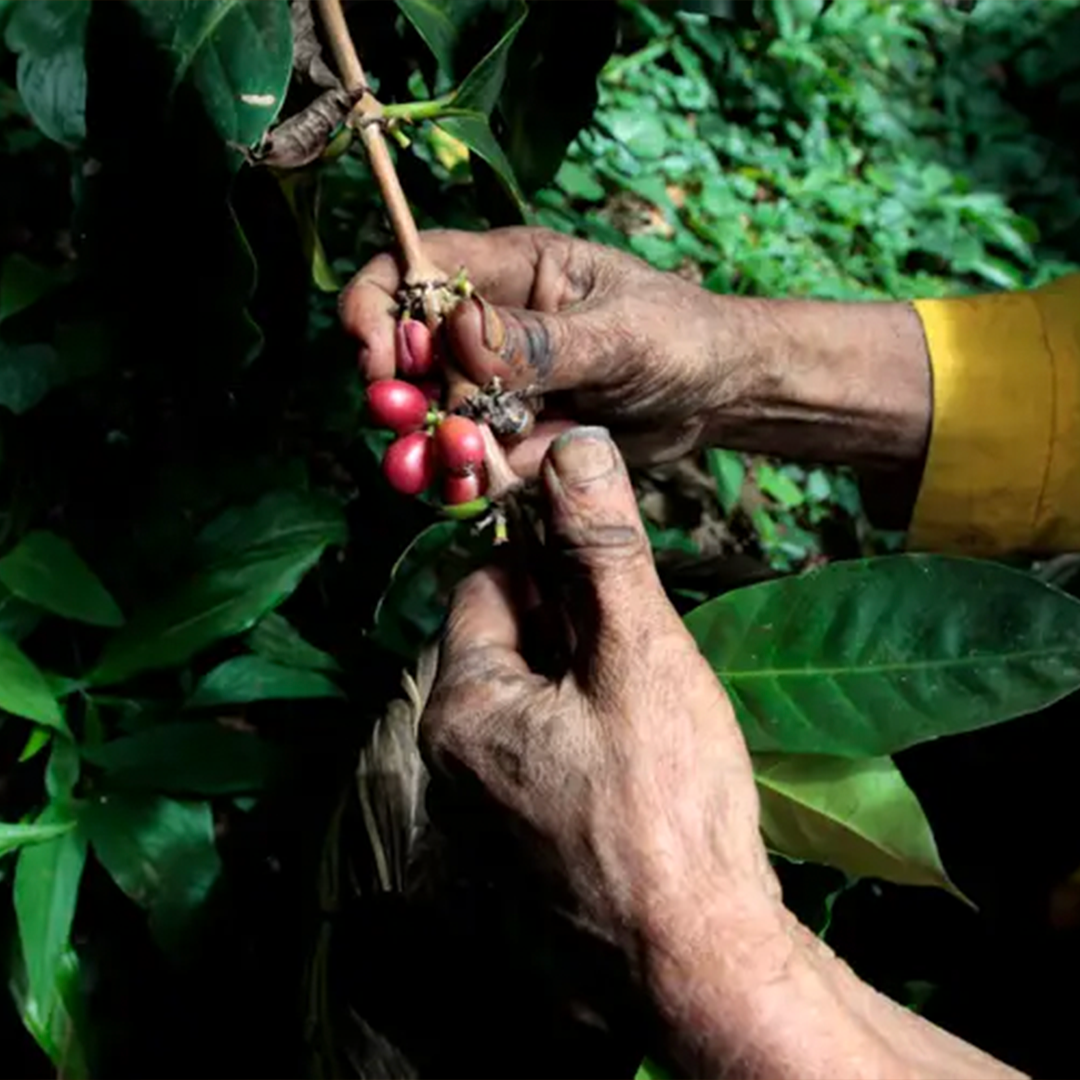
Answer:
560, 521, 652, 569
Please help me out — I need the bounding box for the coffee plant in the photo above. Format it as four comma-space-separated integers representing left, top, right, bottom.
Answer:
1, 0, 1079, 1075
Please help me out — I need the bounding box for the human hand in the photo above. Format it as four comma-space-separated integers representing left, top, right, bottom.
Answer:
341, 226, 757, 474
421, 425, 784, 971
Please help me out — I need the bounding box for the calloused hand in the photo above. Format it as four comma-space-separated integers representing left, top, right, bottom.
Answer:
421, 425, 783, 964
340, 226, 759, 475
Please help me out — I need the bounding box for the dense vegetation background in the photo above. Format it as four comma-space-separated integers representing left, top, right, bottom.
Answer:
1, 0, 1080, 1076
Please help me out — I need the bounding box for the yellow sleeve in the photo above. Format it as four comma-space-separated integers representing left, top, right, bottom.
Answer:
909, 274, 1080, 555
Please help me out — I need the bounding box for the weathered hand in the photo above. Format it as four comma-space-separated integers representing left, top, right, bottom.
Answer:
341, 226, 758, 473
422, 426, 783, 965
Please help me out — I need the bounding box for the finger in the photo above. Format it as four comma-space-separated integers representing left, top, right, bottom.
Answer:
339, 251, 400, 380
445, 295, 607, 395
504, 419, 578, 478
441, 566, 530, 678
340, 227, 578, 381
541, 427, 680, 684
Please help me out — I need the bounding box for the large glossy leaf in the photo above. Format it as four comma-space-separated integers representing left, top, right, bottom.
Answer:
81, 793, 221, 946
0, 631, 65, 730
125, 0, 292, 149
83, 722, 280, 794
0, 530, 123, 627
754, 754, 964, 900
91, 491, 346, 686
14, 804, 87, 1013
685, 555, 1080, 757
3, 0, 90, 145
187, 655, 342, 708
0, 818, 75, 858
450, 2, 526, 116
439, 112, 525, 210
494, 1, 617, 194
247, 612, 339, 672
9, 943, 92, 1079
395, 0, 459, 74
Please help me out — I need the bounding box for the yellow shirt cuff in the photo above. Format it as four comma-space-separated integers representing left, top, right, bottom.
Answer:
910, 276, 1080, 555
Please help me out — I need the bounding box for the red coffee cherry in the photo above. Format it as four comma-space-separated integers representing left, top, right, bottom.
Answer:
396, 318, 435, 379
443, 468, 487, 506
383, 431, 436, 495
434, 415, 485, 475
367, 379, 429, 434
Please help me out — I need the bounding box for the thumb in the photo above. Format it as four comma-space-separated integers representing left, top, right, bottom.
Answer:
541, 427, 676, 681
444, 294, 604, 397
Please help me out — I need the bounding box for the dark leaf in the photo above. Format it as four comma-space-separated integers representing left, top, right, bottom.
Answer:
83, 722, 280, 794
125, 0, 292, 150
91, 491, 346, 686
0, 585, 43, 643
3, 0, 90, 145
0, 253, 67, 324
438, 111, 525, 211
755, 754, 965, 900
451, 1, 526, 116
0, 530, 124, 627
187, 655, 342, 708
0, 342, 67, 415
0, 631, 65, 730
247, 612, 339, 672
394, 0, 461, 75
13, 804, 87, 1014
81, 793, 221, 947
686, 555, 1080, 757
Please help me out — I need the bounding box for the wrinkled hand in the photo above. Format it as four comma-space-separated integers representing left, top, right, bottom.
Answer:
422, 426, 782, 968
341, 227, 754, 474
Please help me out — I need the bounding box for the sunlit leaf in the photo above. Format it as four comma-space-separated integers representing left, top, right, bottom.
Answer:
0, 817, 75, 858
755, 754, 965, 900
0, 530, 123, 627
707, 449, 745, 516
686, 555, 1080, 757
0, 631, 65, 730
14, 804, 87, 1015
438, 111, 525, 211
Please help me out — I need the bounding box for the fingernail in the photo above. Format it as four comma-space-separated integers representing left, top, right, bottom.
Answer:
549, 426, 618, 486
475, 296, 506, 352
357, 344, 371, 372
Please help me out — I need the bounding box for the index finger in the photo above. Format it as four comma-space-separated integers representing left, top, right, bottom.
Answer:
340, 228, 555, 381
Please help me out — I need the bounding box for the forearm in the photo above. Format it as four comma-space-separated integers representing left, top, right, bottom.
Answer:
640, 898, 1024, 1080
704, 297, 932, 474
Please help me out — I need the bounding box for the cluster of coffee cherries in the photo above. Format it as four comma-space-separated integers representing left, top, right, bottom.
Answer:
367, 316, 488, 508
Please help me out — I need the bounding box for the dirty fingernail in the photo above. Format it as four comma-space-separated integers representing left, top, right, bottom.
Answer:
549, 426, 618, 486
475, 296, 506, 352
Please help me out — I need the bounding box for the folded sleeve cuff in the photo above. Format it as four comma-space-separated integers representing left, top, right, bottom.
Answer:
910, 277, 1080, 555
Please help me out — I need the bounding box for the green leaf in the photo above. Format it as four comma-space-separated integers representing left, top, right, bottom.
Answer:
451, 1, 526, 115
0, 585, 43, 642
395, 0, 458, 74
14, 804, 87, 1015
372, 520, 483, 660
187, 655, 342, 708
755, 754, 965, 900
556, 161, 606, 202
81, 793, 221, 947
45, 737, 80, 802
685, 555, 1080, 757
0, 253, 66, 324
0, 631, 65, 729
438, 111, 525, 211
0, 342, 67, 415
0, 530, 123, 627
9, 943, 92, 1079
91, 491, 346, 686
83, 722, 279, 794
756, 463, 805, 509
707, 449, 745, 515
18, 725, 51, 763
247, 612, 339, 672
0, 818, 75, 858
635, 1056, 674, 1080
3, 0, 90, 145
125, 0, 292, 149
